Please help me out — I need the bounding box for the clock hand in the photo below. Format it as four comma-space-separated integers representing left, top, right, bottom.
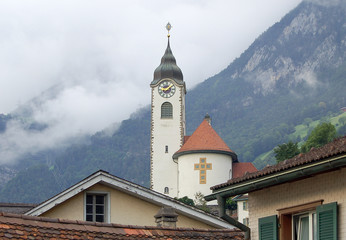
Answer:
162, 84, 173, 91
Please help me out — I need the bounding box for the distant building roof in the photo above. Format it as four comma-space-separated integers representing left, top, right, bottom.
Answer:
0, 212, 244, 240
205, 136, 346, 201
232, 163, 257, 179
173, 119, 238, 161
0, 203, 36, 214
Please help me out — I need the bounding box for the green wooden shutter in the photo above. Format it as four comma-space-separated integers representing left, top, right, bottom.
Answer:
317, 202, 337, 240
258, 215, 278, 240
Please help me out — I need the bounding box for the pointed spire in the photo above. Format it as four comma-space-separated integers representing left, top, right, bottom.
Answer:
151, 23, 184, 86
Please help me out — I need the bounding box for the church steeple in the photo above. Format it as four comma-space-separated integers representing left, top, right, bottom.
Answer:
150, 23, 186, 197
151, 23, 184, 86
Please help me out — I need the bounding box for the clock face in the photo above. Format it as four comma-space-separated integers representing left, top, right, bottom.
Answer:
158, 80, 176, 98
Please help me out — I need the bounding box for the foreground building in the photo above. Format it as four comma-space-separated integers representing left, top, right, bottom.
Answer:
25, 170, 240, 230
206, 136, 346, 239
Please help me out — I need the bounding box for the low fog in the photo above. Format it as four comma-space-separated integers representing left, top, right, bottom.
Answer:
0, 0, 302, 164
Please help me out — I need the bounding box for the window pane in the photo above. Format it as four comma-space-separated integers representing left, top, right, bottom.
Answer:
86, 214, 93, 222
96, 215, 104, 222
86, 195, 93, 204
86, 205, 93, 214
299, 216, 309, 240
96, 205, 104, 214
96, 195, 104, 204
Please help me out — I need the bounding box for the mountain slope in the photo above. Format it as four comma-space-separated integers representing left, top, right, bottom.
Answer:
0, 1, 345, 203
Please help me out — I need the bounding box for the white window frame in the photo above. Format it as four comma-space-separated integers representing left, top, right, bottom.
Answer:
84, 191, 110, 223
293, 211, 316, 240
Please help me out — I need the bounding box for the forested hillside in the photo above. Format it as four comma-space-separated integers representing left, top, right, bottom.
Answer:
0, 1, 345, 203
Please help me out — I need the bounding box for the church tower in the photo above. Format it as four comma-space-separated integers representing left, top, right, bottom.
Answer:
150, 23, 186, 197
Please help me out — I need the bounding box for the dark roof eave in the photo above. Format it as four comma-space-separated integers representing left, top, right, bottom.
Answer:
205, 154, 346, 201
173, 149, 238, 162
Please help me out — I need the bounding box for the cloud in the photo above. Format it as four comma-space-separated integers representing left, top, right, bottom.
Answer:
0, 0, 302, 164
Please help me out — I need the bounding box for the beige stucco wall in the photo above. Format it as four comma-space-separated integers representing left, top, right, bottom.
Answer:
249, 168, 346, 239
41, 183, 217, 229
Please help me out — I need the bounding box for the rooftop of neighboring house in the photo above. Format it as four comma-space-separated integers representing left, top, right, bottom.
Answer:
205, 136, 346, 201
0, 203, 36, 214
0, 212, 244, 240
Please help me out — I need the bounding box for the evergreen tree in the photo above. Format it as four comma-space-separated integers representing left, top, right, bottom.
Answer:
301, 122, 337, 153
274, 141, 300, 163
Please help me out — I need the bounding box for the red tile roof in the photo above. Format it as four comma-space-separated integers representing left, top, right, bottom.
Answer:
173, 120, 237, 160
232, 162, 257, 178
0, 212, 244, 239
211, 136, 346, 191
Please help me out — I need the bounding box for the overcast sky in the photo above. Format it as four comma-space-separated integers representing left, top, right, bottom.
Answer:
0, 0, 302, 164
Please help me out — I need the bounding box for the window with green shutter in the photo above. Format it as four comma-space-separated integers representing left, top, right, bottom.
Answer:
316, 202, 337, 240
258, 215, 278, 240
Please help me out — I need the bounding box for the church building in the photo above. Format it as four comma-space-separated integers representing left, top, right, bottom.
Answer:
150, 23, 256, 200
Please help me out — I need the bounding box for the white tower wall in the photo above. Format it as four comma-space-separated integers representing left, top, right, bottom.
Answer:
150, 80, 185, 197
177, 153, 233, 202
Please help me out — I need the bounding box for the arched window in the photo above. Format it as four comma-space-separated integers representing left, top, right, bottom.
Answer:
164, 187, 169, 194
161, 102, 173, 118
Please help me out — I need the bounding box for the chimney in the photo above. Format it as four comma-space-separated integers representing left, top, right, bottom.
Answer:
204, 113, 212, 125
154, 207, 178, 228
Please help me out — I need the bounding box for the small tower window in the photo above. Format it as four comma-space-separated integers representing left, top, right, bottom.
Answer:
161, 102, 173, 118
164, 187, 169, 194
165, 145, 168, 153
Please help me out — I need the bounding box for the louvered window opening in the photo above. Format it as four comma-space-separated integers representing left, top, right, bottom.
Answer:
161, 102, 173, 118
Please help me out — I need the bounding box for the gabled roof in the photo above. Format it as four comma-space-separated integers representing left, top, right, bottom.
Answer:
173, 119, 238, 161
25, 170, 235, 229
232, 162, 257, 179
0, 213, 244, 240
205, 136, 346, 201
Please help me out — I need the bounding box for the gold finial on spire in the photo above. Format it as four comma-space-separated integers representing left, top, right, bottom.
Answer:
166, 22, 172, 38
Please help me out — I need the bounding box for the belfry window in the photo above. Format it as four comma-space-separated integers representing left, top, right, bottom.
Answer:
161, 102, 173, 118
164, 187, 169, 194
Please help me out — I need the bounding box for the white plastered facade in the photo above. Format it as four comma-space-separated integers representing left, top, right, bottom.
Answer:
150, 78, 186, 198
177, 153, 233, 202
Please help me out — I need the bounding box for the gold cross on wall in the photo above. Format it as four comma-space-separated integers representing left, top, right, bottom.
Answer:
194, 158, 212, 184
